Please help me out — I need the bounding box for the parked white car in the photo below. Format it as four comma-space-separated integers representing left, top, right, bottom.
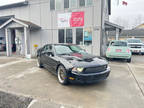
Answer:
127, 38, 144, 55
142, 43, 144, 55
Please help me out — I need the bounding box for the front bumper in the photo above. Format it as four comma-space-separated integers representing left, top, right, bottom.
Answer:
130, 48, 144, 53
69, 67, 110, 84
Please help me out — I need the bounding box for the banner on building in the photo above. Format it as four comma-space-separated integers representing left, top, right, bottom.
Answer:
58, 12, 84, 28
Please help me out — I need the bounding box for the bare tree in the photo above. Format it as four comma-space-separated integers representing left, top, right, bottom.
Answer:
132, 15, 144, 28
113, 16, 130, 29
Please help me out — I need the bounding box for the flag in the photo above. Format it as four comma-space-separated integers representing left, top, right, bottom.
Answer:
122, 1, 128, 6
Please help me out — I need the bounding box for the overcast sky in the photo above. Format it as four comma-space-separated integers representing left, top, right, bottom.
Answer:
110, 0, 144, 29
0, 0, 143, 29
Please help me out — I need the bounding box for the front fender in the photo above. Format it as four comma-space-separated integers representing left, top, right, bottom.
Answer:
56, 56, 73, 70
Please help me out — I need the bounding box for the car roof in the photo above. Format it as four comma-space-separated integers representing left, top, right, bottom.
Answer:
110, 40, 127, 43
45, 43, 77, 46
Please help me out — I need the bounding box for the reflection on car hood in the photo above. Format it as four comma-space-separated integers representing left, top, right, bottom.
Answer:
60, 53, 108, 68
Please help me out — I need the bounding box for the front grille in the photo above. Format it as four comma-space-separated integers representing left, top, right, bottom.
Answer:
131, 46, 142, 48
129, 45, 142, 48
77, 72, 109, 81
84, 65, 107, 74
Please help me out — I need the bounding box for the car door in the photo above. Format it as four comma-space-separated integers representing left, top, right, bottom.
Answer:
40, 46, 48, 66
42, 45, 58, 74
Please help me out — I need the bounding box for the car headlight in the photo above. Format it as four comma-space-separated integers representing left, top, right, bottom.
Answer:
72, 67, 84, 73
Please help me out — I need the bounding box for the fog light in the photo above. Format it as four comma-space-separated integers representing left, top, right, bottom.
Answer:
69, 77, 75, 80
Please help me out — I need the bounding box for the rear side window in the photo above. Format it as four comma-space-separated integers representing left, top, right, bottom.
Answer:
110, 41, 127, 47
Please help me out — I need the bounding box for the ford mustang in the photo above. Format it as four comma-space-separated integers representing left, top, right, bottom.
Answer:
37, 44, 110, 85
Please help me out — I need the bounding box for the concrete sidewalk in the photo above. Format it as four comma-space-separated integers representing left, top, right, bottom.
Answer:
0, 51, 6, 56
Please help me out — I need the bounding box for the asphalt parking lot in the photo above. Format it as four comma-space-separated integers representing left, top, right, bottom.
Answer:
0, 55, 144, 108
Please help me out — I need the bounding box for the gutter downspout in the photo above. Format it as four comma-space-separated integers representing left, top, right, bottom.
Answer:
100, 0, 104, 56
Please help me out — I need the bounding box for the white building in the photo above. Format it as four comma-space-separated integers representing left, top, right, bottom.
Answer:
0, 0, 123, 58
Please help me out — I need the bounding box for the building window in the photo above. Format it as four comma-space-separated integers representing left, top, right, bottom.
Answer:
64, 0, 69, 8
86, 0, 93, 6
58, 29, 65, 43
79, 0, 85, 7
70, 0, 77, 8
66, 29, 73, 43
76, 28, 83, 45
50, 0, 55, 10
56, 0, 62, 10
84, 27, 92, 45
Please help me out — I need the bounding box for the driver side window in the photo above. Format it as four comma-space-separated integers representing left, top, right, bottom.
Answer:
44, 45, 53, 52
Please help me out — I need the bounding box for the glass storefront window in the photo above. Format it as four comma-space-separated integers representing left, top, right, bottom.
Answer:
70, 0, 77, 8
84, 27, 92, 45
50, 0, 55, 10
66, 29, 73, 43
79, 0, 85, 7
64, 0, 69, 8
76, 28, 83, 45
56, 0, 62, 10
86, 0, 93, 6
58, 29, 65, 43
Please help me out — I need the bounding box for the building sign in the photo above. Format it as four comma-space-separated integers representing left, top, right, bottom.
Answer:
57, 13, 71, 28
70, 12, 84, 27
84, 27, 92, 45
58, 12, 84, 28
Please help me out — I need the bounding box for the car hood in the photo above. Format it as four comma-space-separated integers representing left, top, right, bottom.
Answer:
60, 53, 108, 68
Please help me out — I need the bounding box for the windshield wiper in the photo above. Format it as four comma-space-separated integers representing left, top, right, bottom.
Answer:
114, 45, 120, 46
59, 53, 71, 56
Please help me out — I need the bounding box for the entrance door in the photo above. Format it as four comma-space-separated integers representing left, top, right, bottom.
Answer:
11, 29, 16, 54
10, 28, 25, 56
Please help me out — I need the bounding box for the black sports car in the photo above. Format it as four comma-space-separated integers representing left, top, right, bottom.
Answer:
37, 44, 110, 85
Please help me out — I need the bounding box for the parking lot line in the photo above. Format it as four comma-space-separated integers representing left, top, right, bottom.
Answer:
127, 63, 144, 97
6, 67, 41, 80
27, 99, 38, 108
0, 59, 24, 68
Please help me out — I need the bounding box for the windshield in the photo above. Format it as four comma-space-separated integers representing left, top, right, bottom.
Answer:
127, 39, 142, 43
110, 41, 127, 47
54, 45, 85, 55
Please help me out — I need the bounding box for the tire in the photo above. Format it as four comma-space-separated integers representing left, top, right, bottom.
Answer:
57, 65, 69, 85
127, 58, 131, 63
37, 56, 43, 68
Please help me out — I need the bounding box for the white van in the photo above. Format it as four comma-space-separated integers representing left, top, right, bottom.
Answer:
127, 38, 144, 55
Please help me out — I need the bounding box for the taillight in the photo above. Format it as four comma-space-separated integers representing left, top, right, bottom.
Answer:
127, 49, 130, 53
107, 48, 111, 52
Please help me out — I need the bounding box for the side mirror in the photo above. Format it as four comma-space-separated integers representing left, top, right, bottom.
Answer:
46, 52, 54, 57
49, 52, 54, 57
107, 42, 110, 46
